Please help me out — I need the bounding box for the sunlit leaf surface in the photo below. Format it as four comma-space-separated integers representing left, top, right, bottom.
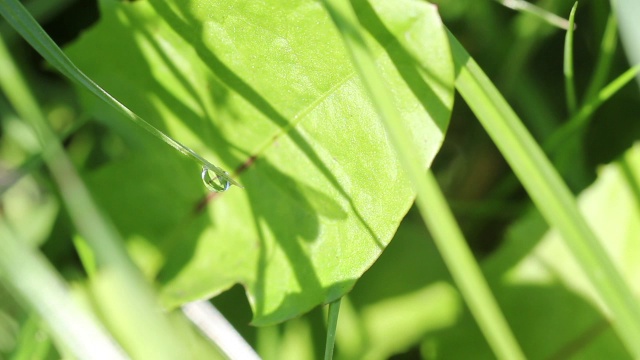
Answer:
65, 0, 453, 324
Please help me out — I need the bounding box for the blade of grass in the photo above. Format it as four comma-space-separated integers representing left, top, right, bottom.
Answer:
181, 301, 260, 360
320, 1, 525, 359
488, 62, 640, 201
0, 0, 240, 189
0, 113, 88, 196
324, 298, 341, 360
448, 31, 640, 357
0, 29, 187, 360
0, 221, 127, 360
564, 3, 579, 115
497, 0, 572, 30
583, 10, 618, 103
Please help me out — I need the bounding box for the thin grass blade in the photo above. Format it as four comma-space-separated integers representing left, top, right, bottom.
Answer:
564, 3, 579, 115
0, 223, 127, 360
496, 0, 572, 30
449, 31, 640, 358
324, 298, 341, 360
320, 1, 525, 359
0, 0, 239, 188
0, 21, 189, 360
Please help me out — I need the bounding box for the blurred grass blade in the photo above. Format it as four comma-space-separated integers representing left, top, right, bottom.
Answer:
563, 3, 578, 115
0, 22, 188, 360
0, 223, 127, 360
324, 298, 341, 360
0, 0, 239, 188
496, 0, 572, 30
448, 31, 640, 357
321, 1, 525, 359
583, 10, 618, 103
182, 301, 260, 360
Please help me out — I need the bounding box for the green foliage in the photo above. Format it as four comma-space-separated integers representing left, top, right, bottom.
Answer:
2, 0, 640, 359
62, 0, 453, 325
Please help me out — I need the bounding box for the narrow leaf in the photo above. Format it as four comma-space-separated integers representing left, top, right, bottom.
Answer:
449, 30, 640, 357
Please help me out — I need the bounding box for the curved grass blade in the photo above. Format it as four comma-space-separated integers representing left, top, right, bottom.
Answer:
496, 0, 572, 30
0, 224, 127, 360
448, 31, 640, 358
321, 1, 526, 359
0, 0, 240, 189
181, 301, 260, 360
563, 3, 578, 115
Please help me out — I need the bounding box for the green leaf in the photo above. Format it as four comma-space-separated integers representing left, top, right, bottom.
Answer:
64, 0, 453, 324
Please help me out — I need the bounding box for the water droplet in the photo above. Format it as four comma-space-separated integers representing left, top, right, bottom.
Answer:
201, 166, 231, 192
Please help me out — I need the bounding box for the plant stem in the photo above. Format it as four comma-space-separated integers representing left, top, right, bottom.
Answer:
324, 298, 341, 360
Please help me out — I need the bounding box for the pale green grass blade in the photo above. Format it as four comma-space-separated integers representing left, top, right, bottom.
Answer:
0, 0, 239, 188
0, 223, 127, 360
181, 301, 259, 360
496, 0, 571, 30
564, 3, 578, 115
449, 31, 640, 358
321, 1, 525, 359
0, 24, 189, 360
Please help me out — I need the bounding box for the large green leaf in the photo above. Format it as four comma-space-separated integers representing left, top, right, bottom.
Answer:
64, 0, 453, 324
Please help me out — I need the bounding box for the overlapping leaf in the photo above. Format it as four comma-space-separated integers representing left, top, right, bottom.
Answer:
65, 0, 453, 324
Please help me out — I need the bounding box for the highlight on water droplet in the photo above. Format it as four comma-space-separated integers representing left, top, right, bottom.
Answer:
201, 166, 231, 192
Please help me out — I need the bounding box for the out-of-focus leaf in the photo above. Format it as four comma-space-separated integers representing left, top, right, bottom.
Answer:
434, 144, 640, 359
64, 0, 453, 324
337, 218, 462, 360
6, 313, 56, 360
0, 177, 58, 247
613, 0, 640, 86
